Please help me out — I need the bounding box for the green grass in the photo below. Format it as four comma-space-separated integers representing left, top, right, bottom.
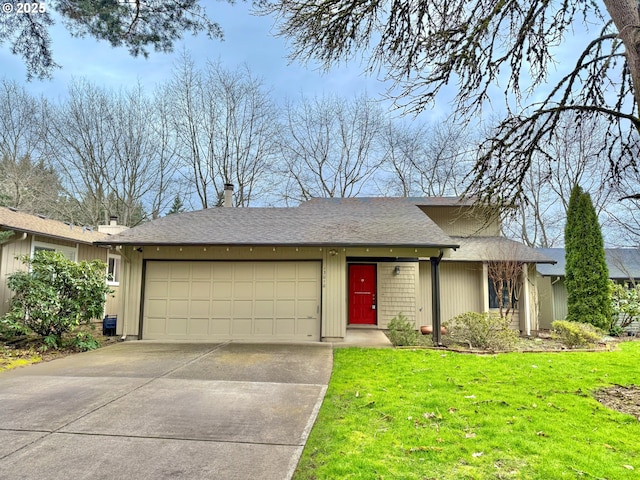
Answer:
295, 342, 640, 479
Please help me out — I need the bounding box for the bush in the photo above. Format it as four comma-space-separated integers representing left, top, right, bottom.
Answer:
551, 320, 603, 348
1, 251, 112, 348
609, 281, 640, 334
443, 311, 519, 350
387, 313, 419, 346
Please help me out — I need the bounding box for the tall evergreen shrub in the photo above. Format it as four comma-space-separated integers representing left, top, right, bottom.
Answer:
564, 185, 611, 329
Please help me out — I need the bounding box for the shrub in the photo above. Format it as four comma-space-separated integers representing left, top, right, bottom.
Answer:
443, 311, 519, 351
387, 313, 419, 346
2, 251, 112, 348
609, 281, 640, 335
551, 320, 603, 348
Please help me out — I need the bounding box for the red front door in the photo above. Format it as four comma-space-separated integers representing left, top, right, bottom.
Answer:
349, 264, 377, 325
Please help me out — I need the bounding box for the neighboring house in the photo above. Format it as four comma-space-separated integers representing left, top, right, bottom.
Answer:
0, 207, 124, 320
96, 194, 554, 343
537, 248, 640, 329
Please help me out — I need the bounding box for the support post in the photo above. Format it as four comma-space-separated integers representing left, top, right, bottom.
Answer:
430, 250, 444, 346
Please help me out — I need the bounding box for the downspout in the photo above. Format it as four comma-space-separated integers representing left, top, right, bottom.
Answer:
430, 249, 444, 346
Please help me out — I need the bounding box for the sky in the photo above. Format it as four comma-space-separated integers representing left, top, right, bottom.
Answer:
0, 2, 456, 119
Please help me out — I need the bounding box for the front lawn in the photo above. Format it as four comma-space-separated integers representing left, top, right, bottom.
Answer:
295, 342, 640, 479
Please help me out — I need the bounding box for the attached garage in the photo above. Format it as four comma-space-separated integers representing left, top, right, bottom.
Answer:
142, 261, 322, 342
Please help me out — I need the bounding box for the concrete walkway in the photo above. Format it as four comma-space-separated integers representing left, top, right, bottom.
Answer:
0, 342, 333, 480
337, 328, 393, 348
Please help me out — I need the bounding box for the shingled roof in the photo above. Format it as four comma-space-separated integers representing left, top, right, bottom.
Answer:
445, 237, 556, 264
537, 248, 640, 279
96, 199, 459, 248
0, 207, 108, 244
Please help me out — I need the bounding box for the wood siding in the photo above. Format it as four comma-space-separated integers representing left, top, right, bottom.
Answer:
439, 261, 484, 322
377, 262, 419, 328
419, 206, 500, 237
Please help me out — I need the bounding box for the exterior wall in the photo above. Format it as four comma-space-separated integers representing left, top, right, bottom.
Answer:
323, 249, 347, 340
0, 232, 31, 316
0, 231, 120, 320
119, 245, 442, 341
537, 274, 555, 330
418, 262, 433, 327
552, 279, 568, 320
419, 206, 500, 237
439, 261, 484, 322
376, 262, 420, 328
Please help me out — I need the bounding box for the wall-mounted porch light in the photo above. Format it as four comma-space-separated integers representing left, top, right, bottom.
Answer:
393, 265, 401, 275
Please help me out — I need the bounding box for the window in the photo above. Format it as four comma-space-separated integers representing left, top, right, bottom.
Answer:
488, 279, 519, 310
107, 254, 121, 285
32, 241, 77, 262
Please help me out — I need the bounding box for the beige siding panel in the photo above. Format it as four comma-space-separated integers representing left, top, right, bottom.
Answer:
440, 262, 484, 322
0, 234, 31, 316
377, 262, 419, 328
418, 262, 433, 327
142, 261, 321, 341
323, 250, 347, 340
553, 280, 568, 320
419, 207, 500, 236
78, 243, 107, 262
537, 275, 554, 330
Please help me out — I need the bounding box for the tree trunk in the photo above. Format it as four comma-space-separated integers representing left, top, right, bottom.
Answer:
603, 0, 640, 117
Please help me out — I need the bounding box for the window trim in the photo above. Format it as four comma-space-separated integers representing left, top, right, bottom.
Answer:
107, 253, 121, 286
31, 240, 78, 262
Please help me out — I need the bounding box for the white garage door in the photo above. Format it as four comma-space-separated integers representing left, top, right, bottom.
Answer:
143, 261, 321, 341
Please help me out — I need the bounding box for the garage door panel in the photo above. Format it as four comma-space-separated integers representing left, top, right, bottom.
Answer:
212, 283, 232, 299
170, 281, 190, 297
297, 280, 318, 298
146, 281, 168, 297
233, 300, 253, 317
146, 299, 168, 317
168, 300, 189, 317
143, 261, 320, 341
170, 263, 190, 279
255, 281, 275, 298
255, 300, 274, 317
234, 281, 254, 299
298, 300, 318, 318
189, 318, 209, 335
190, 300, 210, 317
254, 318, 274, 334
211, 300, 231, 316
167, 318, 188, 335
191, 281, 211, 299
210, 318, 231, 335
275, 318, 295, 334
232, 318, 252, 335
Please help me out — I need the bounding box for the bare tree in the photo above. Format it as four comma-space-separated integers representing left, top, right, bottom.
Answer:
48, 79, 178, 226
167, 55, 280, 208
0, 78, 62, 215
381, 121, 474, 197
487, 258, 524, 322
279, 94, 385, 203
502, 117, 617, 247
263, 0, 640, 207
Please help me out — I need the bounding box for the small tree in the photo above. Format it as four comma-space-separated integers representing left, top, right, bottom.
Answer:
487, 258, 524, 322
2, 251, 112, 348
565, 186, 611, 329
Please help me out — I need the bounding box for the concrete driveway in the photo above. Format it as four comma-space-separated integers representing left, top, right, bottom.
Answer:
0, 342, 333, 480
